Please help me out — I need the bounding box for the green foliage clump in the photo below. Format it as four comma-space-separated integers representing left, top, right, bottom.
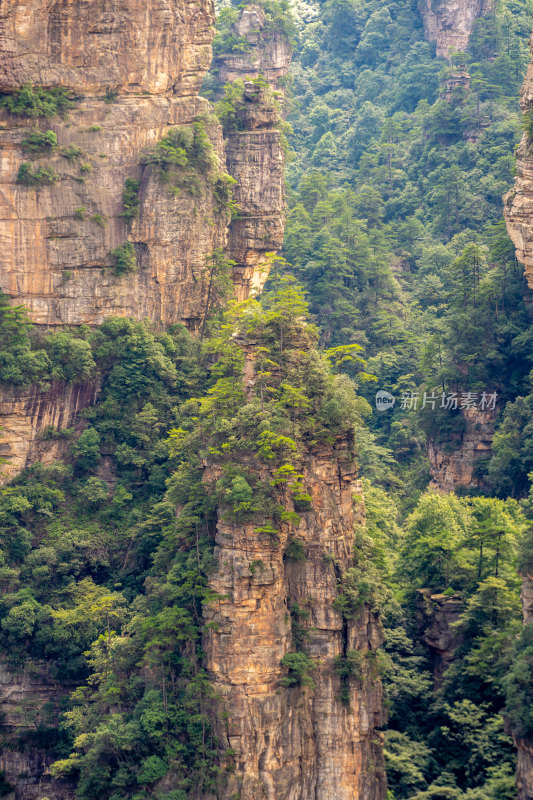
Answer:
280, 651, 315, 687
121, 178, 141, 219
16, 162, 59, 186
90, 213, 107, 227
1, 84, 74, 117
60, 144, 85, 160
110, 242, 137, 276
504, 623, 533, 739
0, 292, 94, 387
21, 130, 58, 153
141, 120, 235, 211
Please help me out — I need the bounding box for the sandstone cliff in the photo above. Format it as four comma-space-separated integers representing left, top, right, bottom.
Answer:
0, 0, 232, 329
204, 441, 387, 800
0, 660, 74, 800
0, 380, 98, 482
416, 589, 463, 686
214, 5, 291, 299
428, 406, 495, 492
418, 0, 492, 58
0, 6, 388, 800
0, 0, 290, 480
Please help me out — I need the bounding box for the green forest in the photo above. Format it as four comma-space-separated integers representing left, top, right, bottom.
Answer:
1, 0, 533, 798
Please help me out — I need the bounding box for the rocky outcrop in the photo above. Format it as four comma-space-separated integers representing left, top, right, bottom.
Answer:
204, 443, 387, 800
416, 589, 463, 686
225, 85, 286, 300
0, 94, 230, 328
0, 0, 213, 98
213, 5, 292, 89
0, 380, 98, 482
0, 660, 74, 800
214, 6, 291, 298
0, 0, 292, 480
428, 406, 496, 492
504, 34, 533, 290
418, 0, 492, 58
0, 0, 290, 329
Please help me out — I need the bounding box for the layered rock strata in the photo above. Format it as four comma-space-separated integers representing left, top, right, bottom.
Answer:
215, 5, 291, 298
0, 0, 291, 479
204, 442, 387, 800
0, 380, 98, 482
213, 5, 292, 89
428, 406, 495, 492
0, 0, 233, 328
0, 660, 74, 800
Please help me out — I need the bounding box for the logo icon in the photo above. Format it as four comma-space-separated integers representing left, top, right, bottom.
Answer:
375, 390, 395, 412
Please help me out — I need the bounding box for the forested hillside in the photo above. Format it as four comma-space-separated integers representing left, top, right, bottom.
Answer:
1, 0, 533, 798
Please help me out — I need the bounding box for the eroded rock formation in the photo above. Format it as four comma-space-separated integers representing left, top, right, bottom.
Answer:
214, 5, 291, 298
0, 380, 98, 482
0, 0, 289, 329
213, 4, 292, 89
0, 0, 290, 480
0, 660, 75, 800
204, 443, 387, 800
428, 406, 496, 492
416, 589, 463, 686
418, 0, 492, 58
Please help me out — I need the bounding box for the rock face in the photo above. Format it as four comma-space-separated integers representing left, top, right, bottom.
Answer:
504, 34, 533, 290
225, 87, 286, 300
213, 5, 292, 89
418, 0, 492, 58
0, 0, 213, 97
0, 380, 98, 482
215, 6, 291, 298
0, 94, 230, 328
0, 0, 289, 329
0, 0, 290, 479
204, 442, 387, 800
416, 589, 463, 686
0, 660, 74, 800
428, 406, 496, 492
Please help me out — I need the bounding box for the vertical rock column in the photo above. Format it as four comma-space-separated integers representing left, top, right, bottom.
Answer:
203, 442, 387, 800
213, 5, 292, 297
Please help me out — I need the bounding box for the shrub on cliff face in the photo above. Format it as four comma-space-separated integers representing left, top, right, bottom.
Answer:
142, 120, 236, 211
21, 130, 58, 153
110, 242, 137, 276
1, 84, 74, 117
280, 651, 315, 687
16, 162, 59, 186
121, 178, 141, 219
